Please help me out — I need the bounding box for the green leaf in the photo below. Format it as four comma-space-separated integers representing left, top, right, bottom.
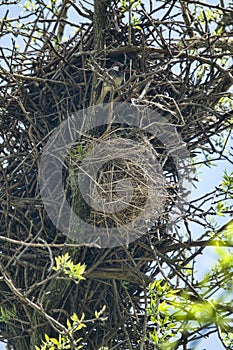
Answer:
158, 301, 170, 313
67, 319, 72, 329
50, 337, 59, 344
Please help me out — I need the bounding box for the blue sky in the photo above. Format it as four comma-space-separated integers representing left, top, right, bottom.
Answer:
190, 136, 233, 349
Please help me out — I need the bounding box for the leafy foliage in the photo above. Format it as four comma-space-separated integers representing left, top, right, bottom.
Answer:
53, 253, 86, 283
35, 313, 86, 350
35, 307, 107, 350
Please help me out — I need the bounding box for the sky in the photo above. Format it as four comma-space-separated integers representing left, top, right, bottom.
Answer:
0, 1, 232, 349
190, 137, 233, 349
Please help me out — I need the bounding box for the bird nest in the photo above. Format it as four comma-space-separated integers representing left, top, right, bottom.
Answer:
0, 5, 232, 349
66, 131, 170, 247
